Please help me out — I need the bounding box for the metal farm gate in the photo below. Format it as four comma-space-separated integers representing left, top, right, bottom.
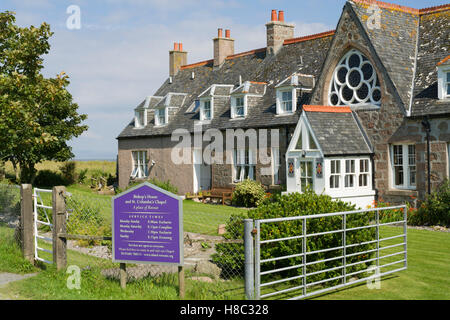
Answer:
247, 205, 407, 300
33, 187, 54, 264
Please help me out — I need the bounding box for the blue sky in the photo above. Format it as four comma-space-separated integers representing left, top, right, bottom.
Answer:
0, 0, 446, 160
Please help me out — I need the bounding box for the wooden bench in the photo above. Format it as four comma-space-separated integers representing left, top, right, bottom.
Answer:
202, 187, 234, 205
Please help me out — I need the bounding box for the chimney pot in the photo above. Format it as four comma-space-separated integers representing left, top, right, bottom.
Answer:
169, 43, 187, 76
278, 10, 285, 22
218, 28, 223, 38
225, 29, 230, 38
271, 9, 277, 22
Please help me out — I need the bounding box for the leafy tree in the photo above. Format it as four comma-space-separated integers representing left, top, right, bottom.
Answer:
0, 11, 87, 183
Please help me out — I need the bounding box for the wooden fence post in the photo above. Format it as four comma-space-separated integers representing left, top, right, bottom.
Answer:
52, 186, 67, 271
120, 263, 127, 289
20, 184, 34, 263
178, 266, 185, 299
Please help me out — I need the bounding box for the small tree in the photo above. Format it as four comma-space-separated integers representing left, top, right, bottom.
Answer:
0, 11, 88, 183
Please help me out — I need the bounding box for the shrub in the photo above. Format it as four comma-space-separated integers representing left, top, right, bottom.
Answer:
373, 200, 405, 224
60, 161, 77, 185
0, 183, 20, 216
34, 170, 66, 188
412, 180, 450, 227
232, 179, 266, 208
77, 168, 89, 184
213, 189, 376, 283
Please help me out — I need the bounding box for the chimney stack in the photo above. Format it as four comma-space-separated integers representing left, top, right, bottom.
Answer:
213, 27, 234, 68
169, 42, 187, 77
266, 9, 294, 56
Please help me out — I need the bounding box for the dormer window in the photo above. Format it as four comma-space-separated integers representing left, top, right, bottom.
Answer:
200, 99, 212, 121
446, 72, 450, 97
328, 49, 381, 107
437, 56, 450, 100
281, 91, 293, 112
446, 72, 450, 98
236, 97, 244, 116
155, 108, 166, 126
135, 109, 146, 128
231, 95, 246, 118
276, 88, 295, 115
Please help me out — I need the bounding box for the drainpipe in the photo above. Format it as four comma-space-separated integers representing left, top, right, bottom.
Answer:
421, 116, 431, 195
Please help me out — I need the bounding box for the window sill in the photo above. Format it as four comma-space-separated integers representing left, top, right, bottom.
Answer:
384, 189, 418, 197
229, 117, 246, 121
275, 113, 296, 118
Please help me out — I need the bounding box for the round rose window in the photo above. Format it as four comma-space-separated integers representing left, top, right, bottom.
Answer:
328, 49, 381, 106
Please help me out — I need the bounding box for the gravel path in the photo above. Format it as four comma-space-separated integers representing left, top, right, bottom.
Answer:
0, 273, 38, 300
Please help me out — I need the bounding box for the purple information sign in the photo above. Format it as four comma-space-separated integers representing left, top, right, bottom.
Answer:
112, 182, 183, 265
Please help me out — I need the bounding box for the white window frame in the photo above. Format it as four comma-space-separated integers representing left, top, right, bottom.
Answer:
231, 95, 247, 119
328, 49, 381, 107
131, 151, 148, 179
299, 160, 314, 192
330, 159, 341, 189
326, 157, 372, 191
134, 109, 146, 128
276, 88, 296, 115
293, 123, 319, 151
390, 144, 416, 190
359, 159, 370, 187
233, 149, 256, 182
344, 159, 356, 188
200, 99, 213, 121
446, 71, 450, 99
154, 108, 167, 126
437, 65, 450, 100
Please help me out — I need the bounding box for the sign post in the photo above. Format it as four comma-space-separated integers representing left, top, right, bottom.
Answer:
112, 182, 184, 296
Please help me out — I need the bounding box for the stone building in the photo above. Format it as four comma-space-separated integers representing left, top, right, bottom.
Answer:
117, 0, 450, 208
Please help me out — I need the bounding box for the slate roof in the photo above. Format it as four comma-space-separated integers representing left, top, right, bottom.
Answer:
303, 105, 372, 156
118, 32, 334, 139
118, 0, 450, 140
350, 0, 450, 117
411, 9, 450, 116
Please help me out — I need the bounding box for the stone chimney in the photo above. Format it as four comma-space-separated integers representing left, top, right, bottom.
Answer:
213, 28, 234, 68
266, 10, 294, 56
169, 42, 187, 77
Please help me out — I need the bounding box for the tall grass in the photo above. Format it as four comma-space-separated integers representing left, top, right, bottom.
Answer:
3, 160, 116, 184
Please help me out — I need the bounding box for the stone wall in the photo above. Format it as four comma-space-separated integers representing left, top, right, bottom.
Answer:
118, 135, 194, 195
309, 5, 450, 205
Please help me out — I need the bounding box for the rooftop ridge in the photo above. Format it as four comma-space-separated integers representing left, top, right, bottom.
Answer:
351, 0, 450, 15
420, 3, 450, 14
303, 105, 352, 113
437, 55, 450, 66
225, 47, 266, 60
283, 30, 336, 45
180, 59, 214, 70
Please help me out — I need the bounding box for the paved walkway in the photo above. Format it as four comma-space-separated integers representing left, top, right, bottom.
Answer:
0, 272, 38, 300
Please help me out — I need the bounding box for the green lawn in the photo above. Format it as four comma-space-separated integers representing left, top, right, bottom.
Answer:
2, 191, 449, 300
311, 226, 450, 300
0, 223, 245, 300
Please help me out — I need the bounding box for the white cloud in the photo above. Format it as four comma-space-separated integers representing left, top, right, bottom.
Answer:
13, 1, 332, 159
